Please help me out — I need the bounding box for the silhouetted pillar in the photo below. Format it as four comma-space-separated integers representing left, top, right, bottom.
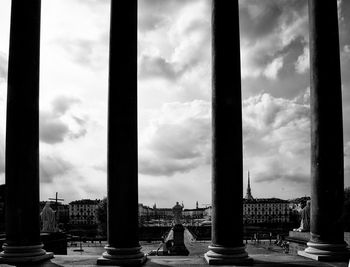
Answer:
0, 1, 53, 264
97, 1, 146, 265
204, 0, 252, 265
298, 0, 350, 261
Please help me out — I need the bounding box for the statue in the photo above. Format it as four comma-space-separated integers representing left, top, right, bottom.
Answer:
293, 200, 310, 232
172, 202, 183, 225
41, 202, 56, 232
169, 202, 189, 255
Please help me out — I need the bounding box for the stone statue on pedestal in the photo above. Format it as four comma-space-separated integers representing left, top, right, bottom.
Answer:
41, 202, 56, 232
293, 200, 310, 232
172, 201, 183, 225
168, 202, 189, 256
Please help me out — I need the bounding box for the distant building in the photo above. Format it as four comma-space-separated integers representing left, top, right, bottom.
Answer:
139, 202, 207, 225
154, 207, 173, 220
243, 173, 291, 224
203, 198, 290, 225
183, 208, 206, 219
243, 198, 290, 224
138, 203, 155, 224
56, 204, 70, 225
69, 199, 100, 225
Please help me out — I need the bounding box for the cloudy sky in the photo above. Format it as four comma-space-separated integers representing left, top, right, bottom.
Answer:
0, 0, 349, 208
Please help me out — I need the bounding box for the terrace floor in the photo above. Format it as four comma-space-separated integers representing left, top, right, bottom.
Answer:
0, 230, 349, 266
0, 241, 349, 267
0, 252, 348, 267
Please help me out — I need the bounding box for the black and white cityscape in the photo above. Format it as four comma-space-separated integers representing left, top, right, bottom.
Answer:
0, 0, 349, 266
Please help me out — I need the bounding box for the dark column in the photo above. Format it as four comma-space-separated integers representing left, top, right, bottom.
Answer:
298, 0, 350, 261
0, 1, 53, 264
97, 1, 146, 265
204, 0, 252, 265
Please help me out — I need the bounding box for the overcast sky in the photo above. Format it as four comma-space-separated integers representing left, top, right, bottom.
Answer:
0, 0, 349, 208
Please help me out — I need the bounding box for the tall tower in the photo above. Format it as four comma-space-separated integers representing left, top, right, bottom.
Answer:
245, 171, 254, 200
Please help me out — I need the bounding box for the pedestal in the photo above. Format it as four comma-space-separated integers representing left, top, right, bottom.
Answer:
41, 232, 67, 255
298, 242, 350, 261
204, 245, 253, 265
0, 244, 53, 264
285, 231, 309, 255
169, 225, 189, 256
97, 246, 146, 266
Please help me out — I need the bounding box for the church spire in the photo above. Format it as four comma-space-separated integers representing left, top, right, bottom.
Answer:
245, 171, 254, 200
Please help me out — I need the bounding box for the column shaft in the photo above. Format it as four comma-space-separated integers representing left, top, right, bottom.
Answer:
211, 0, 243, 247
205, 0, 252, 265
298, 0, 350, 261
97, 1, 146, 265
0, 0, 53, 264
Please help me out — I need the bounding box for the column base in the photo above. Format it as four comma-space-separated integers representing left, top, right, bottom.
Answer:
204, 245, 253, 265
0, 244, 54, 264
97, 246, 147, 266
298, 241, 350, 261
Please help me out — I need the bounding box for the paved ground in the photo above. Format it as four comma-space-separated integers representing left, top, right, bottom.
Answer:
0, 231, 348, 266
1, 252, 347, 267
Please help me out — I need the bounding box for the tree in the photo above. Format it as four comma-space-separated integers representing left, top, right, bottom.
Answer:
344, 187, 350, 202
96, 197, 107, 237
342, 187, 350, 231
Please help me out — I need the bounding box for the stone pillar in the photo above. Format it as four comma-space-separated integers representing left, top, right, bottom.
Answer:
204, 0, 252, 265
298, 0, 350, 261
0, 1, 53, 264
97, 1, 146, 265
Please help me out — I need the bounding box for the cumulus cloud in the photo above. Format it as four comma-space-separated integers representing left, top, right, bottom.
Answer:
0, 0, 346, 204
239, 0, 310, 99
40, 111, 70, 144
75, 0, 108, 6
263, 56, 283, 79
138, 91, 311, 192
40, 155, 73, 184
139, 0, 199, 22
52, 95, 80, 116
40, 96, 88, 144
243, 92, 310, 185
139, 100, 211, 176
57, 36, 108, 70
138, 0, 210, 86
295, 46, 309, 74
257, 172, 309, 184
0, 52, 7, 82
139, 55, 181, 81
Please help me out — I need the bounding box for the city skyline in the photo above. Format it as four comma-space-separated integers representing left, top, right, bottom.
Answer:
0, 0, 350, 208
38, 177, 312, 208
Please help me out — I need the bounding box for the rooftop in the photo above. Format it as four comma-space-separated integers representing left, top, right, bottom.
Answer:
243, 198, 290, 204
69, 199, 101, 205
